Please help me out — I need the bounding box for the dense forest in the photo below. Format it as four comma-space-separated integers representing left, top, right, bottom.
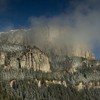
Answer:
0, 64, 100, 100
0, 79, 100, 100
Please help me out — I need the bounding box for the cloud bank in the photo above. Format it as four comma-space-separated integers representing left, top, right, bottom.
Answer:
27, 0, 100, 54
1, 0, 100, 58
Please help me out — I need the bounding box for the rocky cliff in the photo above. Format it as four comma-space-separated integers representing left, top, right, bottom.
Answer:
0, 29, 100, 100
0, 29, 95, 72
0, 45, 51, 72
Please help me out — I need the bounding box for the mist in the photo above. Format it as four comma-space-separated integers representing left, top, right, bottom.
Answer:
26, 0, 100, 57
0, 0, 100, 58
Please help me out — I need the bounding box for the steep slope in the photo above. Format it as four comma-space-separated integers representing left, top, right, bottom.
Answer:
0, 45, 51, 72
0, 29, 100, 100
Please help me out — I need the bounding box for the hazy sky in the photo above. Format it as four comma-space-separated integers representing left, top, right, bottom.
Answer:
0, 0, 100, 59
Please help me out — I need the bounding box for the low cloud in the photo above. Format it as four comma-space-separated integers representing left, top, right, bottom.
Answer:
24, 0, 100, 57
1, 0, 100, 57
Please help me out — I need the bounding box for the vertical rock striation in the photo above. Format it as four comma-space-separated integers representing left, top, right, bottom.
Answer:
0, 45, 51, 72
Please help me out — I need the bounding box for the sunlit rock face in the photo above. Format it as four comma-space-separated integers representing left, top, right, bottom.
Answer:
0, 45, 51, 72
0, 52, 6, 65
72, 44, 95, 60
20, 46, 51, 72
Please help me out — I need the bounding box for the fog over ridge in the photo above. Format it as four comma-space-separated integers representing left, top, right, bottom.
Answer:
0, 0, 100, 58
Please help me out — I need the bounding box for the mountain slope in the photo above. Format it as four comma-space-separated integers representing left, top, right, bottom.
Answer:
0, 29, 99, 100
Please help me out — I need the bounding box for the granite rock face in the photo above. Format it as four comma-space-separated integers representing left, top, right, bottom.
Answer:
0, 45, 51, 72
20, 46, 51, 72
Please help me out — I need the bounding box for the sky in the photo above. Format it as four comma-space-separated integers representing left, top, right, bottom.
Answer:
0, 0, 69, 30
0, 0, 100, 59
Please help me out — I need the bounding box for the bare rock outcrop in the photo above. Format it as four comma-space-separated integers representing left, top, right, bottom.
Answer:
72, 44, 95, 60
20, 46, 51, 72
0, 45, 51, 72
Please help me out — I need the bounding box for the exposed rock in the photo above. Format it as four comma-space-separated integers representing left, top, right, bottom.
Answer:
0, 45, 51, 72
20, 46, 51, 72
10, 80, 16, 88
0, 52, 6, 65
72, 44, 95, 59
34, 79, 67, 87
75, 81, 85, 91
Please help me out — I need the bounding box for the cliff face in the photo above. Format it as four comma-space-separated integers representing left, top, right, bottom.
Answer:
72, 44, 95, 60
0, 45, 51, 72
20, 46, 50, 72
0, 29, 96, 72
0, 29, 100, 100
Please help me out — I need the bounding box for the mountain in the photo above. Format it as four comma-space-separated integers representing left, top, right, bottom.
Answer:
0, 29, 100, 100
0, 29, 95, 59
